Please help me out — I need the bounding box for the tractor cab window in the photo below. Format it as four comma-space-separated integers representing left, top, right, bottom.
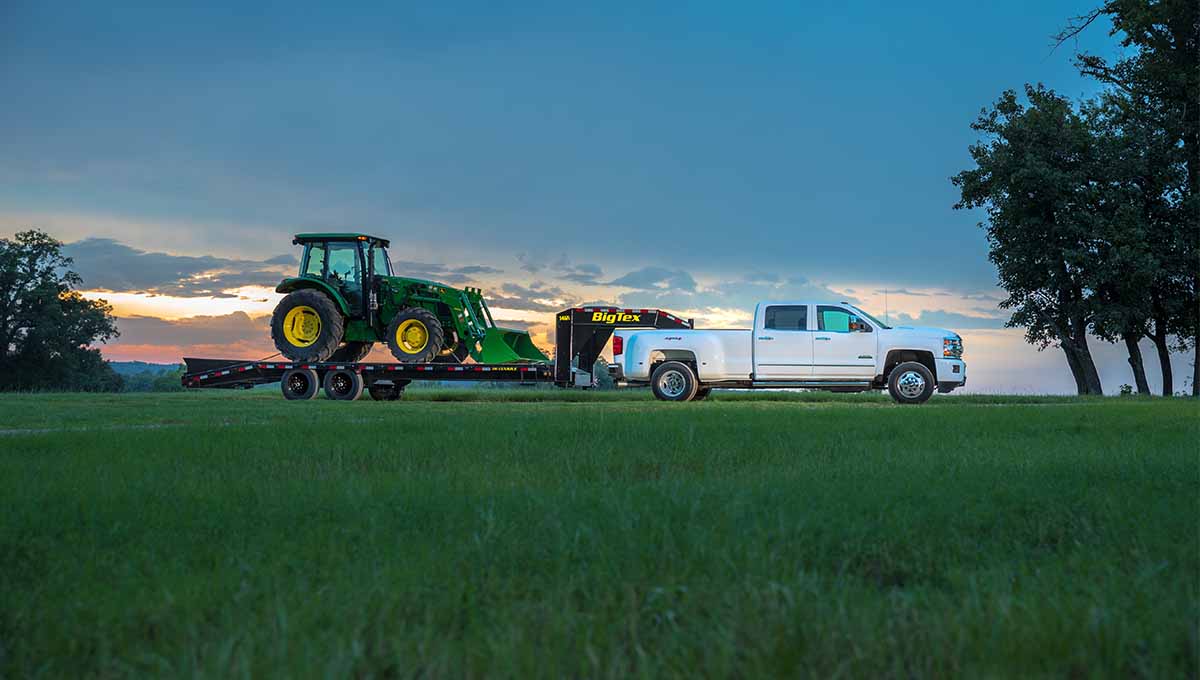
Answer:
372, 245, 392, 276
303, 243, 326, 278
326, 242, 361, 286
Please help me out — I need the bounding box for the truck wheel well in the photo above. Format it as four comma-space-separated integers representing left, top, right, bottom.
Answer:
883, 350, 937, 384
649, 350, 699, 379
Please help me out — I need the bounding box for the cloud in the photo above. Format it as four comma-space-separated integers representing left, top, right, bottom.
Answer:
880, 288, 930, 297
890, 309, 1008, 330
488, 282, 568, 312
606, 267, 698, 292
559, 262, 604, 285
389, 260, 502, 284
63, 238, 293, 297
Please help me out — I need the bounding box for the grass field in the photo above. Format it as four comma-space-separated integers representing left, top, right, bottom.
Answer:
1, 390, 1197, 678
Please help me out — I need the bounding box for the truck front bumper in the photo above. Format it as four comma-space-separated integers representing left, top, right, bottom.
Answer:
935, 358, 966, 393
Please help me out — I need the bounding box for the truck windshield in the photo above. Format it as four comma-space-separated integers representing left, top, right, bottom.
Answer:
847, 305, 890, 329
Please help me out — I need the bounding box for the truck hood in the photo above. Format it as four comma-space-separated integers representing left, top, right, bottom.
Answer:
885, 325, 956, 339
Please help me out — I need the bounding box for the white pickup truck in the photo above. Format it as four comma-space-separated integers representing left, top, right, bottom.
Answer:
608, 302, 965, 404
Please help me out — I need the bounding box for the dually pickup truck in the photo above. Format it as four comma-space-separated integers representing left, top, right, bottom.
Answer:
609, 302, 966, 404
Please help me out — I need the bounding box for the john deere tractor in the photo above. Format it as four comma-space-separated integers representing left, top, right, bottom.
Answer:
270, 233, 547, 364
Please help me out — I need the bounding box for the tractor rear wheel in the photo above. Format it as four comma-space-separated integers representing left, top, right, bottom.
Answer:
386, 308, 444, 363
271, 289, 344, 362
329, 342, 373, 363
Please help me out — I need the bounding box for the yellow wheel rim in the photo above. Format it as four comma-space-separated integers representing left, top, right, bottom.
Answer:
396, 319, 429, 354
282, 305, 322, 347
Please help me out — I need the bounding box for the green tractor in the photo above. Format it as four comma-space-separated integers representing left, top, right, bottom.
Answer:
270, 233, 548, 364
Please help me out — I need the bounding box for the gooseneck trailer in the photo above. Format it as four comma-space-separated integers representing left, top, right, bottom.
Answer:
183, 307, 693, 400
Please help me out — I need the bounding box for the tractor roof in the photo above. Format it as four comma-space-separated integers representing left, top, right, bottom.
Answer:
293, 233, 391, 247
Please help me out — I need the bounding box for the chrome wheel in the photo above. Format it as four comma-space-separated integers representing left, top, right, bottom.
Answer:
897, 370, 926, 399
658, 370, 687, 398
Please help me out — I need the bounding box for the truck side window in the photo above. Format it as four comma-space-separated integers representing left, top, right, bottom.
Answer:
764, 305, 807, 331
818, 306, 872, 333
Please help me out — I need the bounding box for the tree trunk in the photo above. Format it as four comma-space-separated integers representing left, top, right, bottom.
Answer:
1122, 333, 1151, 395
1062, 344, 1088, 395
1150, 316, 1173, 397
1075, 335, 1104, 395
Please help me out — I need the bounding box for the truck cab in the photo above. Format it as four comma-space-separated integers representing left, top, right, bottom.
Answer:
610, 301, 966, 404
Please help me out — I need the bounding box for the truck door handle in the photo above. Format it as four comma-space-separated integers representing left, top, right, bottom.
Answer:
757, 336, 773, 341
815, 336, 831, 341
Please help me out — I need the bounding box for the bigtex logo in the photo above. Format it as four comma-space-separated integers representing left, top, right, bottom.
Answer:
592, 311, 641, 323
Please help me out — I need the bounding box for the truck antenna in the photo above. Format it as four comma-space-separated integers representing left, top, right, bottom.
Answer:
884, 289, 889, 325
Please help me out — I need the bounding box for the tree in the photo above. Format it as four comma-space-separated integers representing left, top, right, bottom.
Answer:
1085, 92, 1187, 395
0, 230, 122, 391
1056, 0, 1199, 395
953, 86, 1107, 395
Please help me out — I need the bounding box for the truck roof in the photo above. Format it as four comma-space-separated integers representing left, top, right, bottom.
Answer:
293, 233, 391, 247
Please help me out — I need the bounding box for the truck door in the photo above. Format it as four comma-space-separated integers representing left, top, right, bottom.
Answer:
812, 305, 876, 378
753, 304, 812, 379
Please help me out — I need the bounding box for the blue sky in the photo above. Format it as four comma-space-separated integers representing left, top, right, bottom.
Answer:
5, 1, 1188, 392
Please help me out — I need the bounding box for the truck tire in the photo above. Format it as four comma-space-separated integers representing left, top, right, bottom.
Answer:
386, 308, 444, 363
888, 361, 935, 404
651, 361, 699, 402
271, 290, 344, 362
323, 369, 364, 401
693, 387, 712, 401
281, 368, 320, 400
329, 342, 373, 363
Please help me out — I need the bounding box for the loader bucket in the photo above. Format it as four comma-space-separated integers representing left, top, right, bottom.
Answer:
477, 326, 549, 363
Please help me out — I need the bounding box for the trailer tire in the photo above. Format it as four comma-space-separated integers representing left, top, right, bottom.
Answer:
368, 383, 405, 401
281, 368, 320, 400
386, 308, 444, 363
329, 341, 373, 362
888, 361, 935, 405
272, 289, 344, 362
323, 369, 364, 401
651, 361, 699, 402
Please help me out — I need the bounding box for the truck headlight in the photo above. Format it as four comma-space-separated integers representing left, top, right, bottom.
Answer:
943, 336, 963, 359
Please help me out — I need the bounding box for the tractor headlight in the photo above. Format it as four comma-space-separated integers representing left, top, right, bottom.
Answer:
943, 335, 963, 359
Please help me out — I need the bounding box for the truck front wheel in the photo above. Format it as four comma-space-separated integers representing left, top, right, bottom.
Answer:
888, 361, 935, 404
651, 361, 699, 402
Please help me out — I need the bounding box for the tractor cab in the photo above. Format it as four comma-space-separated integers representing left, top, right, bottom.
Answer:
291, 233, 390, 318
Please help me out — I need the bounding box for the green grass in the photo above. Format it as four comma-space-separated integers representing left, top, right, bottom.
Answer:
1, 390, 1196, 678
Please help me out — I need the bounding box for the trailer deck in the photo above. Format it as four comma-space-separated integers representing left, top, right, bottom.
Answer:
182, 306, 692, 399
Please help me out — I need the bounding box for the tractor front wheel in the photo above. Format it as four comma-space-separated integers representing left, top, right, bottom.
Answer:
271, 290, 344, 362
386, 308, 444, 363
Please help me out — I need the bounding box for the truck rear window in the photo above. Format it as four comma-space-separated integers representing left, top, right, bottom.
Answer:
765, 305, 807, 330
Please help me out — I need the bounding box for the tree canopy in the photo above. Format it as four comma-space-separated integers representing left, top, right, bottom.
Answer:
0, 230, 123, 391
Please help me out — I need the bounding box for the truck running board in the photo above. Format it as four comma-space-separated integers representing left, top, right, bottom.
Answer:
748, 381, 873, 389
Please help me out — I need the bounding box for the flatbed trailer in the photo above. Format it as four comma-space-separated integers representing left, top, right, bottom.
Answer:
182, 307, 692, 400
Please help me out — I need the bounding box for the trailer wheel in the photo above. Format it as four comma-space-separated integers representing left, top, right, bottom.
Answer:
329, 341, 373, 362
323, 369, 364, 401
651, 361, 699, 402
887, 361, 935, 405
386, 308, 444, 363
281, 368, 320, 400
271, 289, 344, 362
368, 383, 405, 401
